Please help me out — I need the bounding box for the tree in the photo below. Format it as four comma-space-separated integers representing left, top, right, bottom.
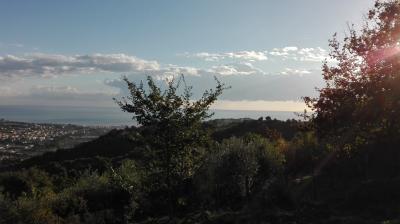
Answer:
305, 0, 400, 145
114, 75, 227, 208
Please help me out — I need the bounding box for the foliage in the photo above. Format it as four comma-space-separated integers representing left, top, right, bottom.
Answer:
283, 132, 324, 176
304, 0, 400, 146
0, 168, 53, 200
301, 1, 400, 184
211, 118, 300, 141
0, 161, 144, 224
195, 135, 285, 210
114, 75, 227, 210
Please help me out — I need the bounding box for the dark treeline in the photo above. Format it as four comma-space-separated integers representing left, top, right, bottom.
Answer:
2, 1, 400, 223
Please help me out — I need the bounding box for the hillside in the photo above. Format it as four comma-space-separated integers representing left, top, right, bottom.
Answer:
3, 118, 298, 174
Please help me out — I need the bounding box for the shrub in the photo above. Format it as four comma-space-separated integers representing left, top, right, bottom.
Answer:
195, 136, 285, 210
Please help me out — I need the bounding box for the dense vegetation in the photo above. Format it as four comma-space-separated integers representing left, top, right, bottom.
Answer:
2, 1, 400, 223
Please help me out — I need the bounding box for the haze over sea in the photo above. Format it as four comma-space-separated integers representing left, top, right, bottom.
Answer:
0, 105, 299, 126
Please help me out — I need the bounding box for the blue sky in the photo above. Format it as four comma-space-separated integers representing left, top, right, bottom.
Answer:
0, 0, 374, 111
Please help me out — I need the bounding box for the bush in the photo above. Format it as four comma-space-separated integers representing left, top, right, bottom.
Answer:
0, 162, 144, 224
284, 132, 322, 177
195, 135, 285, 210
0, 168, 53, 199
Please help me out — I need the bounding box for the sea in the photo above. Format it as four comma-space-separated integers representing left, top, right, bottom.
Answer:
0, 105, 300, 126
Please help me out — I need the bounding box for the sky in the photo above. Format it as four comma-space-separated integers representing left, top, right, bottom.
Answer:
0, 0, 375, 112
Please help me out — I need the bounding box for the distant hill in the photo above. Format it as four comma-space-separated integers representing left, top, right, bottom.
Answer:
2, 118, 300, 175
210, 117, 300, 141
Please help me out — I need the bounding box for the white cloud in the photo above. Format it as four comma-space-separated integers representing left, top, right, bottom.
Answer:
282, 46, 299, 52
0, 53, 160, 79
280, 68, 312, 76
209, 65, 245, 76
183, 50, 268, 62
225, 51, 268, 61
162, 64, 200, 76
30, 85, 81, 95
1, 53, 265, 81
207, 62, 264, 76
269, 46, 329, 62
190, 52, 221, 62
0, 47, 330, 81
27, 85, 117, 98
0, 85, 118, 107
184, 46, 331, 63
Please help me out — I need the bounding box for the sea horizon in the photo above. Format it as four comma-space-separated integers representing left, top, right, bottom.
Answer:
0, 104, 302, 126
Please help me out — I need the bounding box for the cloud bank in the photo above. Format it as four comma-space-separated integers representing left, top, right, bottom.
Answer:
183, 46, 332, 63
0, 53, 160, 79
0, 53, 271, 80
269, 46, 330, 62
182, 51, 268, 62
0, 85, 118, 107
0, 47, 327, 111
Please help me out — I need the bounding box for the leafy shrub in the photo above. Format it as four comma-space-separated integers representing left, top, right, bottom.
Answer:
195, 135, 285, 210
0, 168, 53, 199
283, 132, 322, 176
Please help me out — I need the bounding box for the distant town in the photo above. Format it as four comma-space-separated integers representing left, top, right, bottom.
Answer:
0, 119, 114, 166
